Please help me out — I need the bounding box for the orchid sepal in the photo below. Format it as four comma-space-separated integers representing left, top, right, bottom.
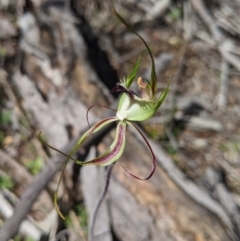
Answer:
156, 81, 170, 109
39, 117, 117, 220
111, 6, 157, 96
112, 5, 169, 123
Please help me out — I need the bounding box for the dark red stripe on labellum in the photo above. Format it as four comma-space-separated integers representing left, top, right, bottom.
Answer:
88, 121, 126, 165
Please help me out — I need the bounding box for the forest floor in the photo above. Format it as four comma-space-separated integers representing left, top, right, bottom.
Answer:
1, 0, 240, 241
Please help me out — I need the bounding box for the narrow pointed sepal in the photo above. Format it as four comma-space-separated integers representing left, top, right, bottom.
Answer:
112, 6, 157, 96
75, 121, 127, 166
125, 56, 141, 88
122, 121, 156, 180
156, 81, 170, 109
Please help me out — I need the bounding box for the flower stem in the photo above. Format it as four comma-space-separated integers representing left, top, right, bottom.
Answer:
89, 163, 115, 241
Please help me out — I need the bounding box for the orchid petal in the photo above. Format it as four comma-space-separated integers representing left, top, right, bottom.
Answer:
74, 121, 127, 166
122, 121, 156, 180
86, 104, 116, 129
75, 117, 117, 150
125, 56, 141, 88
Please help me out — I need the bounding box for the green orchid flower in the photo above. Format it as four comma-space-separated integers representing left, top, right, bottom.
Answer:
38, 7, 169, 219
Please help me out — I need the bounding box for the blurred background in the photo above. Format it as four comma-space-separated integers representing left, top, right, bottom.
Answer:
0, 0, 240, 240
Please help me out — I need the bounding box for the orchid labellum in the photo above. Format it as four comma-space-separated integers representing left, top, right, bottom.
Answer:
39, 7, 169, 219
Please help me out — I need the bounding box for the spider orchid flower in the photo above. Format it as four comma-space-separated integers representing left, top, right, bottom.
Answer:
38, 7, 169, 219
76, 53, 169, 179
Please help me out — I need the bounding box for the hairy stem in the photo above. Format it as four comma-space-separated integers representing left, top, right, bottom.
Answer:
89, 163, 115, 241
